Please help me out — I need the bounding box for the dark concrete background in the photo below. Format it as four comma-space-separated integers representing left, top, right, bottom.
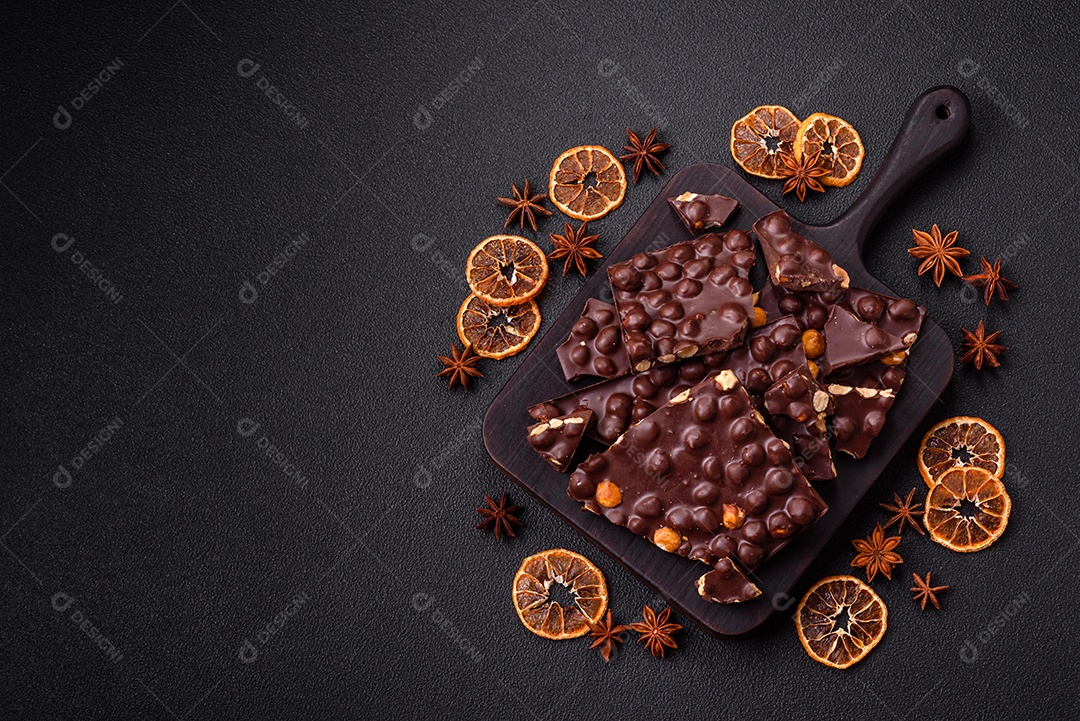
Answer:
2, 1, 1078, 719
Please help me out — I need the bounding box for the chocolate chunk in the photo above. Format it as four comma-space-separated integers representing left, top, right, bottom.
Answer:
530, 317, 803, 445
824, 358, 907, 393
842, 287, 925, 347
556, 299, 630, 381
753, 210, 850, 292
567, 370, 827, 570
828, 384, 896, 458
756, 282, 840, 331
530, 354, 730, 445
764, 368, 835, 481
667, 192, 739, 233
724, 316, 807, 396
608, 231, 756, 371
696, 557, 761, 604
823, 306, 907, 373
527, 409, 593, 473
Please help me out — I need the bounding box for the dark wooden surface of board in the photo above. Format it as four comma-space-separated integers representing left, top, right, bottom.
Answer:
483, 87, 971, 637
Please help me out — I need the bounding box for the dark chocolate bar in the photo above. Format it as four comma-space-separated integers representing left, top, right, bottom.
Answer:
696, 557, 761, 604
822, 306, 907, 372
526, 409, 593, 473
530, 317, 805, 445
823, 358, 907, 393
556, 299, 630, 381
567, 370, 827, 570
842, 287, 925, 347
530, 354, 729, 445
828, 384, 896, 458
608, 231, 756, 371
753, 210, 850, 292
667, 192, 739, 233
756, 282, 839, 331
764, 367, 835, 481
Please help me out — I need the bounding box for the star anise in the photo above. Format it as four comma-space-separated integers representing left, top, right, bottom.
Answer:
907, 224, 969, 286
963, 256, 1018, 306
959, 321, 1006, 370
474, 493, 523, 540
778, 150, 829, 202
435, 343, 483, 390
587, 610, 630, 662
910, 572, 949, 610
629, 605, 681, 658
497, 179, 553, 231
851, 524, 903, 582
880, 488, 925, 535
548, 221, 602, 276
620, 127, 671, 183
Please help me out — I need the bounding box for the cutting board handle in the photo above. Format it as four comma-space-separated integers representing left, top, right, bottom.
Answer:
826, 86, 970, 251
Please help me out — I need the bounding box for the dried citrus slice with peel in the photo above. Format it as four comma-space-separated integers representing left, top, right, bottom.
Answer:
796, 575, 887, 669
924, 466, 1011, 552
730, 105, 801, 179
918, 416, 1005, 487
512, 548, 608, 640
465, 235, 549, 307
456, 294, 540, 360
548, 146, 626, 221
793, 113, 866, 187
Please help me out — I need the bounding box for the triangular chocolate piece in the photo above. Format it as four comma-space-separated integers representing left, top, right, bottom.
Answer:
823, 306, 907, 373
668, 192, 739, 233
764, 367, 836, 480
556, 299, 630, 381
527, 409, 593, 473
828, 384, 896, 458
753, 210, 850, 292
567, 370, 827, 570
696, 557, 761, 604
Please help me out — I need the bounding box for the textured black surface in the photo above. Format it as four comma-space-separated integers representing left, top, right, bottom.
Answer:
2, 1, 1079, 719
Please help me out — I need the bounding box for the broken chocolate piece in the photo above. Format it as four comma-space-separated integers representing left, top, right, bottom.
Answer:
530, 317, 803, 445
667, 192, 739, 233
567, 369, 827, 570
756, 282, 840, 331
696, 557, 761, 604
842, 287, 925, 348
824, 358, 907, 393
822, 306, 907, 373
764, 367, 836, 481
726, 316, 806, 396
556, 299, 630, 381
753, 210, 850, 292
527, 409, 593, 473
608, 231, 756, 371
828, 384, 896, 458
530, 354, 730, 445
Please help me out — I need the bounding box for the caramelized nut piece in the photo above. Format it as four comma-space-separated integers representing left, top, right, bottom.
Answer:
881, 350, 907, 366
722, 503, 746, 530
802, 329, 825, 359
595, 480, 623, 508
807, 360, 820, 378
653, 527, 681, 552
752, 306, 768, 328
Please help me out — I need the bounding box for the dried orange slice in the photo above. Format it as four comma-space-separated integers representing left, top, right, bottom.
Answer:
918, 416, 1005, 488
924, 466, 1011, 552
548, 146, 626, 221
456, 294, 540, 360
793, 113, 866, 187
465, 235, 548, 307
512, 548, 608, 640
796, 575, 887, 669
730, 105, 801, 179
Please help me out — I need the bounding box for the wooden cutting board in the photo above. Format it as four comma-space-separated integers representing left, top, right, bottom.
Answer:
483, 87, 971, 636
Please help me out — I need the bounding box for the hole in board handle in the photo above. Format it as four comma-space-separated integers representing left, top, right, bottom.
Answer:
935, 104, 952, 119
